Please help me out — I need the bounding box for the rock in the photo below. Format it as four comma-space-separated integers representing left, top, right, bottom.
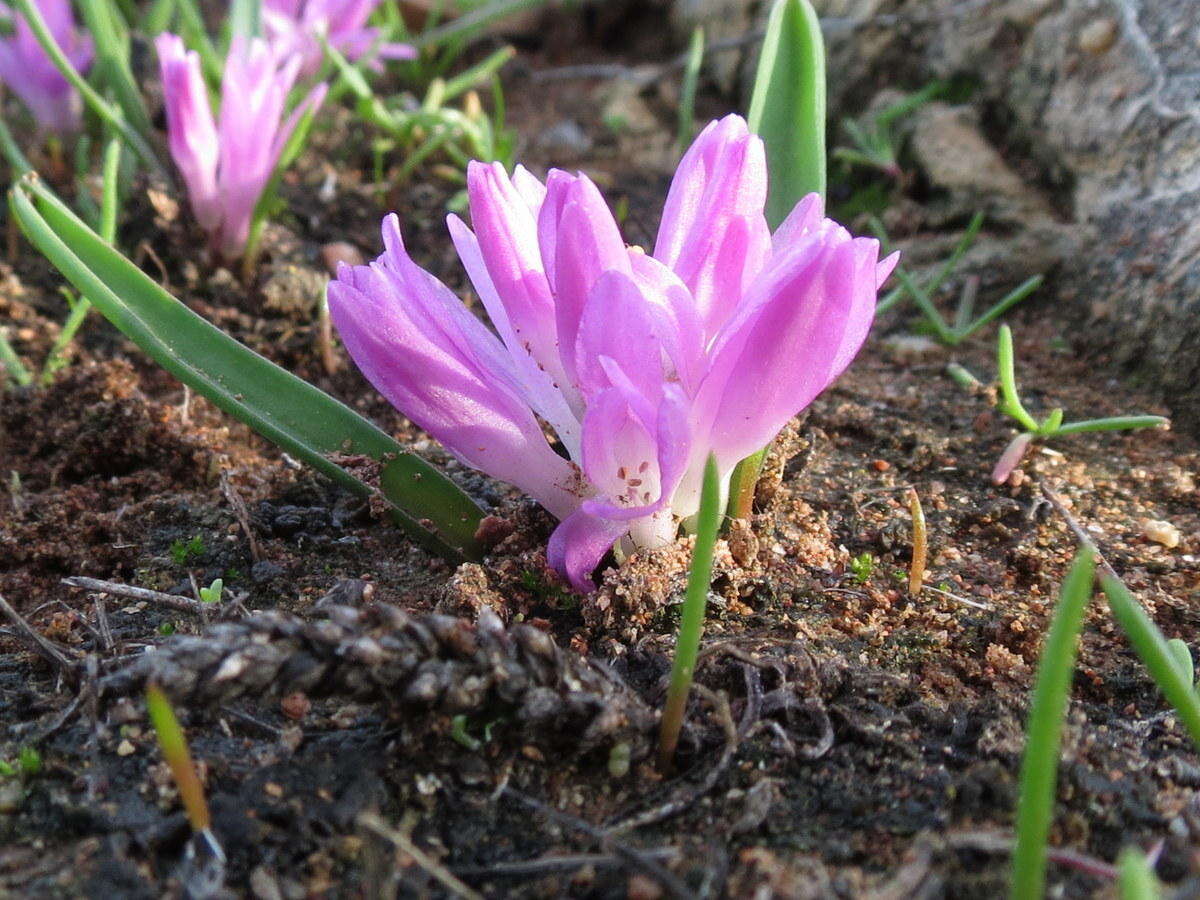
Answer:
535, 119, 593, 156
251, 560, 285, 583
909, 103, 1056, 225
1142, 519, 1181, 549
667, 0, 1200, 431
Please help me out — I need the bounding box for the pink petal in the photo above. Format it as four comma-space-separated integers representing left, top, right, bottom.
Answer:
546, 509, 629, 593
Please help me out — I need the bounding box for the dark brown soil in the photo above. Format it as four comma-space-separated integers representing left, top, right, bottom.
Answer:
2, 8, 1198, 899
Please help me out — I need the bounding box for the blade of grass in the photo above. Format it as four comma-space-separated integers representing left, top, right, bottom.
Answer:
892, 266, 956, 344
1052, 415, 1168, 436
145, 684, 210, 833
41, 139, 123, 384
1009, 547, 1095, 900
1101, 574, 1200, 750
960, 274, 1043, 337
11, 0, 161, 174
10, 176, 484, 561
747, 0, 826, 227
142, 0, 176, 34
0, 326, 33, 388
410, 0, 548, 51
676, 27, 704, 156
74, 0, 154, 140
658, 454, 722, 769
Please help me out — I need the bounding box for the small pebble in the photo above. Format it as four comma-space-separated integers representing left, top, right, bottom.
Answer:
1142, 519, 1180, 549
280, 692, 311, 721
263, 782, 284, 798
1078, 18, 1117, 54
116, 739, 136, 757
320, 242, 363, 275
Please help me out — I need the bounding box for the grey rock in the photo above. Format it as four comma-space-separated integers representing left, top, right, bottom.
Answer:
670, 0, 1200, 429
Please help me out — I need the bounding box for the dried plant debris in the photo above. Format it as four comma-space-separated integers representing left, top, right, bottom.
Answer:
100, 604, 657, 759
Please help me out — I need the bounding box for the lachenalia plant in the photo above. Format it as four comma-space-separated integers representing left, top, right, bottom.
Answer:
328, 113, 897, 591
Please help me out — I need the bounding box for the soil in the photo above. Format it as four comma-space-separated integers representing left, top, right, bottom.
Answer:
2, 7, 1198, 899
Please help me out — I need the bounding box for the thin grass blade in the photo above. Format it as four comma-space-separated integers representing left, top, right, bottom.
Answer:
74, 0, 155, 140
962, 274, 1043, 338
1101, 574, 1200, 750
1009, 547, 1095, 900
676, 27, 705, 155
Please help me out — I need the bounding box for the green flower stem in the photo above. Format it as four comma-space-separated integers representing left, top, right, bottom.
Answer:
658, 455, 722, 769
1010, 547, 1095, 900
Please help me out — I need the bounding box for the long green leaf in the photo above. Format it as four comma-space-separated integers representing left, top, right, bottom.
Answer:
747, 0, 826, 227
1102, 574, 1200, 750
10, 176, 484, 561
1009, 548, 1095, 900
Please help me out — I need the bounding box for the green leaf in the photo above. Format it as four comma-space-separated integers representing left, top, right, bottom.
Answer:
747, 0, 826, 226
1102, 574, 1200, 751
1009, 547, 1094, 900
10, 176, 484, 562
1053, 415, 1169, 436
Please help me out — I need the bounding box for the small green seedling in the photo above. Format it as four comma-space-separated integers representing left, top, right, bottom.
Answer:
991, 325, 1168, 483
198, 578, 223, 605
170, 535, 206, 566
832, 81, 943, 182
849, 552, 875, 584
0, 746, 42, 778
872, 213, 1043, 345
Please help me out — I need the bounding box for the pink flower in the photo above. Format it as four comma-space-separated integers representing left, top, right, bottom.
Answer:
261, 0, 415, 76
0, 0, 92, 134
330, 115, 898, 590
156, 33, 327, 259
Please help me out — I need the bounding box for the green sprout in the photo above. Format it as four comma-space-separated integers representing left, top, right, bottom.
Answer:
170, 535, 206, 566
198, 578, 223, 605
848, 552, 875, 584
1117, 847, 1162, 899
871, 213, 1043, 345
1010, 547, 1094, 900
990, 325, 1168, 483
832, 81, 943, 182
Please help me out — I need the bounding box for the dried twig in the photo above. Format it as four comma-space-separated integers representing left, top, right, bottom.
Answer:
99, 605, 656, 759
503, 787, 694, 900
220, 473, 264, 563
1037, 481, 1120, 580
62, 576, 207, 615
359, 812, 484, 900
453, 848, 678, 879
606, 683, 742, 835
0, 592, 79, 683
